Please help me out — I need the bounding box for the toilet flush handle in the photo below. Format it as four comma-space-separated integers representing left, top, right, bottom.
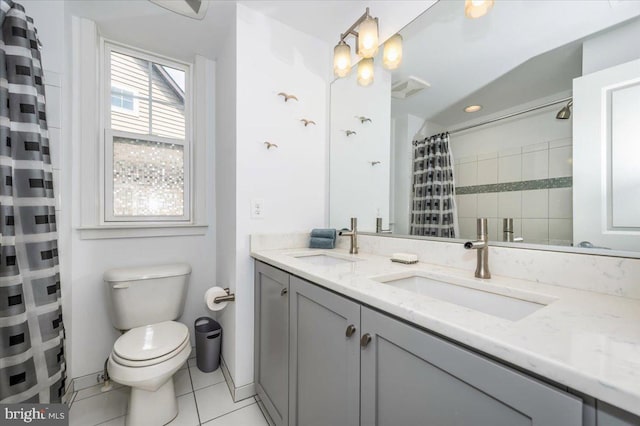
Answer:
113, 283, 129, 289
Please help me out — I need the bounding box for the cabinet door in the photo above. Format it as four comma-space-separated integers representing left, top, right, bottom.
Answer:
597, 401, 640, 426
360, 307, 583, 426
289, 276, 360, 426
254, 261, 290, 426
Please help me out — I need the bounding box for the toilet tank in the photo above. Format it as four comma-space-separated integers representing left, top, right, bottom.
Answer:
104, 263, 192, 330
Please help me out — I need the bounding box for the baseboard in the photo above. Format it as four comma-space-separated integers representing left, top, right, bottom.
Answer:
220, 356, 256, 402
63, 377, 75, 407
71, 371, 102, 392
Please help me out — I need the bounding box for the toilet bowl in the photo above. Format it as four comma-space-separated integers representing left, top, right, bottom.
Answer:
108, 321, 191, 426
104, 263, 192, 425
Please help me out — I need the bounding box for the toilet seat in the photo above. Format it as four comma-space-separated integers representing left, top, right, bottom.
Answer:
113, 321, 190, 368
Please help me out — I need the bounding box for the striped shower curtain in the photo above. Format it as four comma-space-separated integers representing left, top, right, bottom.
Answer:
0, 0, 65, 403
409, 132, 459, 238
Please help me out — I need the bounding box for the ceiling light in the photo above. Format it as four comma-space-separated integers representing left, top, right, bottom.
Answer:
383, 34, 403, 70
464, 105, 482, 113
464, 0, 495, 19
333, 41, 351, 78
333, 8, 405, 86
357, 58, 374, 87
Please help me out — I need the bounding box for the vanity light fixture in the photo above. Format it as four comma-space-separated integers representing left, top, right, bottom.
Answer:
383, 34, 403, 70
333, 41, 352, 77
464, 0, 495, 19
358, 58, 375, 87
333, 8, 403, 85
464, 105, 482, 113
358, 13, 380, 58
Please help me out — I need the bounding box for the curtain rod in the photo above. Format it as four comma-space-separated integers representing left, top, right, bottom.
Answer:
449, 96, 572, 135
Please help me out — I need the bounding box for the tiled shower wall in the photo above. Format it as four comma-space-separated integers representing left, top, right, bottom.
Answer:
454, 137, 573, 245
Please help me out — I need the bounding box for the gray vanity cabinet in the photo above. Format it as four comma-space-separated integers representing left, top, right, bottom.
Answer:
597, 401, 640, 426
288, 276, 361, 426
360, 307, 583, 426
254, 262, 290, 426
255, 260, 637, 426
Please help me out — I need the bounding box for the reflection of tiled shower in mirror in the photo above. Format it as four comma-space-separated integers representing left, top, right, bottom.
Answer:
452, 105, 573, 246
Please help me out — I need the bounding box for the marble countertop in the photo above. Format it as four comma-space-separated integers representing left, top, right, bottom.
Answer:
251, 247, 640, 416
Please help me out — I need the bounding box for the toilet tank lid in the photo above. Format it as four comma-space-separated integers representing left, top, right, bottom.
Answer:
104, 263, 192, 283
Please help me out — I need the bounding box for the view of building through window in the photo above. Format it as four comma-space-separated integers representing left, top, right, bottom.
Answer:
108, 48, 188, 218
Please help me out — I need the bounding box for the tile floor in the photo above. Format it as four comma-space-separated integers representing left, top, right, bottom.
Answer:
68, 354, 271, 426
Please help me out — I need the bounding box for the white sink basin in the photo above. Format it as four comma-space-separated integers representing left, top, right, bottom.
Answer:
292, 253, 358, 266
373, 273, 551, 321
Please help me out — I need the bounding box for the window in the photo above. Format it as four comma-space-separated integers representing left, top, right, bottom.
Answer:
110, 86, 137, 114
104, 43, 191, 222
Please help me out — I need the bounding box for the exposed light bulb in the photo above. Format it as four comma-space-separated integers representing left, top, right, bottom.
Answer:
464, 0, 494, 19
383, 34, 403, 70
357, 58, 374, 87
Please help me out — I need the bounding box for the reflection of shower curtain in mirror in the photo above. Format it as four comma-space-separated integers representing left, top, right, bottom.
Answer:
409, 133, 459, 237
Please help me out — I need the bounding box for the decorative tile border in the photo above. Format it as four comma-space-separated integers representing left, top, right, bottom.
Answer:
456, 177, 572, 195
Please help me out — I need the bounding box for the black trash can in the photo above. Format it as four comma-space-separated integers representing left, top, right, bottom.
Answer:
194, 317, 221, 373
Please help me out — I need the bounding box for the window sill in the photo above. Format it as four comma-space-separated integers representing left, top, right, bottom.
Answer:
77, 224, 209, 240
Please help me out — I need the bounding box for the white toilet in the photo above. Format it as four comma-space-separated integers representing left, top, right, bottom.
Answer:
104, 263, 192, 426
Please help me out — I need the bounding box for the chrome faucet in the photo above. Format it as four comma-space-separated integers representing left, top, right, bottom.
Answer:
502, 218, 523, 243
464, 218, 491, 279
375, 217, 392, 234
339, 217, 358, 254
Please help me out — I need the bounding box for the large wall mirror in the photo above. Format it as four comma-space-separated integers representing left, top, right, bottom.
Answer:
329, 0, 640, 256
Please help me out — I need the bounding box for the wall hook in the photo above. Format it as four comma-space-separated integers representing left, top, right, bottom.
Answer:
355, 116, 372, 123
369, 161, 381, 166
344, 130, 357, 137
264, 141, 279, 149
300, 118, 316, 127
278, 92, 298, 102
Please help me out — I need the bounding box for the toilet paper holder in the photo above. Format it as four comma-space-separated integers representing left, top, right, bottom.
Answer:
214, 288, 236, 304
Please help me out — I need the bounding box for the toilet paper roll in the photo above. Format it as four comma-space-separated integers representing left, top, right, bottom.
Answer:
205, 286, 229, 311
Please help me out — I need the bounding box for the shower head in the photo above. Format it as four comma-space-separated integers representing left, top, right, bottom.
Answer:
556, 100, 573, 120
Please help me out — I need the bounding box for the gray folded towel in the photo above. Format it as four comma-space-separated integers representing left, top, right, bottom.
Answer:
311, 228, 337, 240
309, 237, 335, 249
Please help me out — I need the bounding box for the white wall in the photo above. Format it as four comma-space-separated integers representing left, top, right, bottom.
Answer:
24, 0, 433, 385
25, 3, 218, 379
330, 66, 391, 232
582, 17, 640, 75
214, 6, 238, 386
390, 114, 423, 235
215, 3, 330, 389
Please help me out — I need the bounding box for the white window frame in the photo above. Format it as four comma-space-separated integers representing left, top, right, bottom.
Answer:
110, 83, 139, 116
102, 41, 192, 224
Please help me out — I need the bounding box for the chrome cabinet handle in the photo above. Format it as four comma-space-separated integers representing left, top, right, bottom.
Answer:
280, 288, 288, 296
345, 324, 356, 338
360, 333, 371, 348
